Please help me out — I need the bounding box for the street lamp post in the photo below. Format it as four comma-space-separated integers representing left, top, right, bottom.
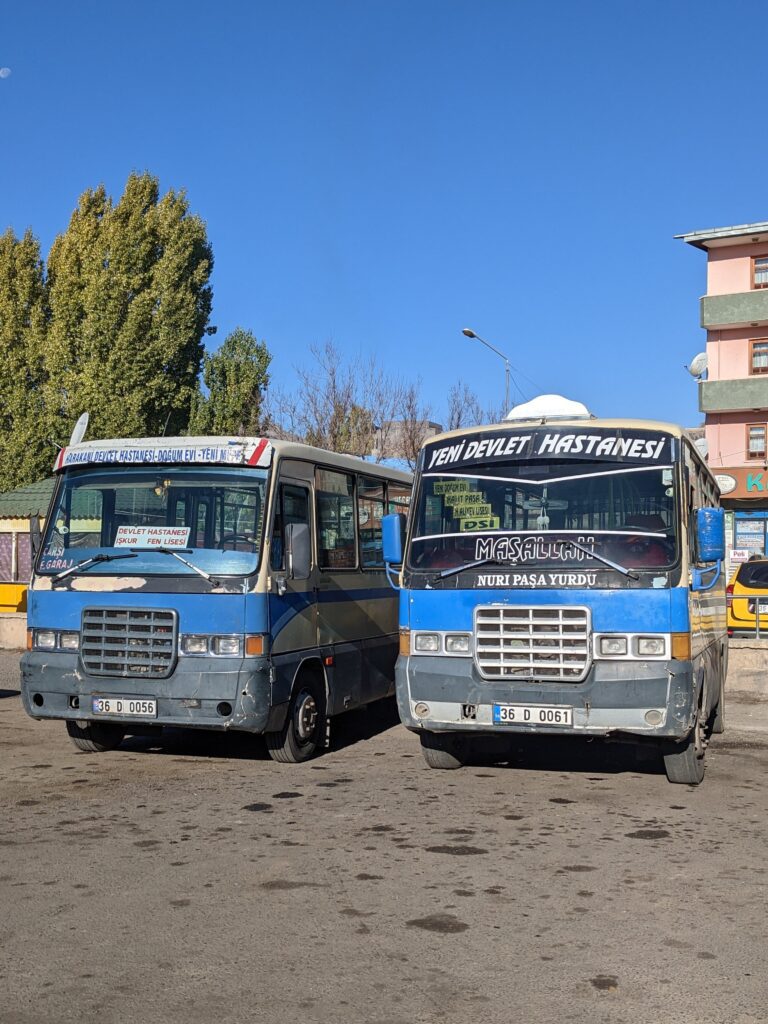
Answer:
462, 328, 510, 415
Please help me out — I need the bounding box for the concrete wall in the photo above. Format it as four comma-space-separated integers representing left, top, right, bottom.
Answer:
728, 639, 768, 698
0, 613, 26, 651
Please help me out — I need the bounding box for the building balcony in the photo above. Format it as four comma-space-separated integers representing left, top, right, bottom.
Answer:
701, 290, 768, 329
700, 377, 768, 414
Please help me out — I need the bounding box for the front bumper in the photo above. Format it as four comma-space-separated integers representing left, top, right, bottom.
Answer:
20, 651, 284, 733
396, 654, 696, 739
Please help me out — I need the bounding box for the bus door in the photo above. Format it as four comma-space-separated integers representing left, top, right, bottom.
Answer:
314, 468, 364, 714
269, 476, 316, 698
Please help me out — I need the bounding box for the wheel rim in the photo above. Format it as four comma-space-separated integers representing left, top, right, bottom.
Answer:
293, 690, 318, 744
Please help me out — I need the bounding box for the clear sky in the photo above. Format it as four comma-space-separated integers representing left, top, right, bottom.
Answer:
2, 1, 766, 428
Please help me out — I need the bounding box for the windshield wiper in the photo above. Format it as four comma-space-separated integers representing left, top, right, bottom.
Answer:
566, 539, 640, 581
51, 551, 138, 584
437, 557, 519, 581
132, 546, 222, 587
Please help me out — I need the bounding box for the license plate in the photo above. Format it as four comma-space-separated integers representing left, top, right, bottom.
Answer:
492, 704, 573, 726
92, 696, 157, 718
759, 603, 768, 614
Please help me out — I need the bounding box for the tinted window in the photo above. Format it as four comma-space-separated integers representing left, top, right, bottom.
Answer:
736, 561, 768, 588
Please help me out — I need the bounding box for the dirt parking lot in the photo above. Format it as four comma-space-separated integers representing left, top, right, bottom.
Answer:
2, 651, 768, 1024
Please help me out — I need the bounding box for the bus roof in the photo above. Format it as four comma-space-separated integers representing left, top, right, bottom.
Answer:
425, 418, 695, 447
53, 435, 412, 483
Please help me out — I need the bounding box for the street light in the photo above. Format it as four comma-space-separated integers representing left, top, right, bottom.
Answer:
462, 328, 511, 415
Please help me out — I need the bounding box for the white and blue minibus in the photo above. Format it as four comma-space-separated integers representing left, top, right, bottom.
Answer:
383, 402, 727, 785
21, 434, 410, 762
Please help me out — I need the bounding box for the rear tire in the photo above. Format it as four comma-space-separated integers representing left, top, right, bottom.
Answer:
266, 673, 326, 763
419, 731, 467, 770
65, 720, 125, 753
663, 708, 706, 785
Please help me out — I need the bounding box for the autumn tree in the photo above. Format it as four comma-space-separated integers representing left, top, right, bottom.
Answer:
190, 328, 271, 435
273, 341, 406, 459
44, 172, 213, 445
0, 229, 50, 489
396, 381, 436, 469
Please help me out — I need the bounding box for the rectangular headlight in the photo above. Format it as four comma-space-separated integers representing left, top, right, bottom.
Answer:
211, 635, 242, 656
59, 631, 80, 651
445, 634, 470, 654
181, 634, 209, 655
414, 633, 440, 652
599, 635, 628, 656
35, 630, 57, 650
636, 636, 665, 657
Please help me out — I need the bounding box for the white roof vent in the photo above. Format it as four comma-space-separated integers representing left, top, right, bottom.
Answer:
504, 394, 593, 422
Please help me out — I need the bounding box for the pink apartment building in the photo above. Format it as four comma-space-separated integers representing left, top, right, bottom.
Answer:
677, 221, 768, 556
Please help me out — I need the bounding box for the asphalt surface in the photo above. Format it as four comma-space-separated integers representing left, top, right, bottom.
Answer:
2, 650, 768, 1024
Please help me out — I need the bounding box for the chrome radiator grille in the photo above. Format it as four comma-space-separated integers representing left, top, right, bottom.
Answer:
474, 605, 591, 682
80, 608, 177, 679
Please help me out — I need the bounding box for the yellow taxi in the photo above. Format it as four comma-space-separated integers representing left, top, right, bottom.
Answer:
727, 557, 768, 637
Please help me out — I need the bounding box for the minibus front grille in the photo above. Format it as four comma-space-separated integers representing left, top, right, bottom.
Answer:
474, 605, 591, 682
80, 608, 178, 679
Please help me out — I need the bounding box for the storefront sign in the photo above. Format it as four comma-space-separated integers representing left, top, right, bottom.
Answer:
715, 467, 768, 500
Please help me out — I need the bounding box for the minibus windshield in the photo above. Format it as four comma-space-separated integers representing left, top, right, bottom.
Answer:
409, 462, 678, 573
37, 466, 268, 578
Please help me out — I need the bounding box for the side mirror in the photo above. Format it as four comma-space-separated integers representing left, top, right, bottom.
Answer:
696, 507, 725, 563
30, 514, 42, 561
382, 513, 405, 565
286, 522, 311, 580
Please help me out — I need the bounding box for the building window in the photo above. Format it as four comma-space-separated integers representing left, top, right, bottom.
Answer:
754, 256, 768, 290
751, 340, 768, 374
747, 424, 767, 460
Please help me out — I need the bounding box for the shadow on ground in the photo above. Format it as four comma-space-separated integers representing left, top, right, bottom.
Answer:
454, 732, 668, 777
118, 697, 401, 761
0, 689, 20, 699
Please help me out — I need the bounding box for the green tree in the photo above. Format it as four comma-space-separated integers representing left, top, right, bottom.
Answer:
190, 328, 271, 435
44, 172, 213, 444
0, 228, 50, 489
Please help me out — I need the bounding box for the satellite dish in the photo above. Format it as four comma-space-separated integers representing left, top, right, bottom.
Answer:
694, 436, 708, 459
68, 412, 89, 446
687, 353, 708, 379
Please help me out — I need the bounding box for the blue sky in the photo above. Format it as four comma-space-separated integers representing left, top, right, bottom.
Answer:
2, 1, 766, 428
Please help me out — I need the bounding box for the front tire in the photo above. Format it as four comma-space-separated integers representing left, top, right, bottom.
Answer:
663, 709, 706, 785
65, 720, 125, 753
265, 673, 326, 763
419, 731, 467, 770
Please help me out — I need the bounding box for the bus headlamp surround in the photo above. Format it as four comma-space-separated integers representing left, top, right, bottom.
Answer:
180, 634, 266, 657
594, 634, 669, 660
412, 631, 472, 655
32, 629, 80, 652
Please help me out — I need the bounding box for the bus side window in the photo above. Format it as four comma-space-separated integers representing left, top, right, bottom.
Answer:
316, 470, 357, 569
359, 477, 385, 568
271, 484, 311, 571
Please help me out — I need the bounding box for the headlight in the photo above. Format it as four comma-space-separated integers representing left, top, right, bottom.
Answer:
414, 633, 440, 653
636, 636, 666, 657
59, 631, 80, 651
445, 634, 470, 654
181, 634, 209, 655
211, 635, 242, 656
35, 630, 57, 650
599, 636, 628, 656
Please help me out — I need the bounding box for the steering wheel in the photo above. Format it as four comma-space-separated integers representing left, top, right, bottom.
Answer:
222, 533, 255, 548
